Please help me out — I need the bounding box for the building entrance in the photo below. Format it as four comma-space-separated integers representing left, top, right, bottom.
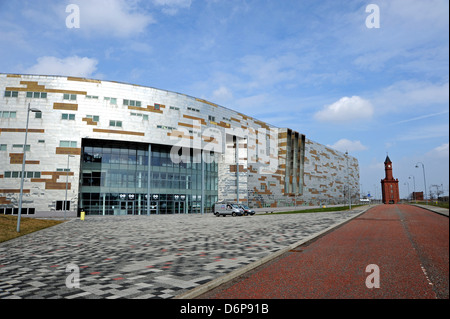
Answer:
80, 140, 218, 215
174, 201, 185, 214
119, 201, 135, 215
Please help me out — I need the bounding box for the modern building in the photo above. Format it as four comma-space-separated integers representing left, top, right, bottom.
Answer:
0, 73, 360, 217
381, 155, 400, 204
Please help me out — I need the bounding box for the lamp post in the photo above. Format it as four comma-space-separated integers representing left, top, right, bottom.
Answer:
404, 182, 410, 201
64, 155, 75, 220
415, 162, 427, 205
373, 184, 377, 204
17, 103, 41, 232
409, 176, 416, 202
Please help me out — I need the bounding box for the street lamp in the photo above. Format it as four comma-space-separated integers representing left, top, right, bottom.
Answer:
409, 176, 416, 202
404, 182, 409, 201
373, 184, 377, 204
64, 155, 75, 220
17, 103, 41, 232
415, 162, 427, 205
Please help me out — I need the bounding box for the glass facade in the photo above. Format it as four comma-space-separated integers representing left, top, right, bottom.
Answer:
80, 139, 218, 215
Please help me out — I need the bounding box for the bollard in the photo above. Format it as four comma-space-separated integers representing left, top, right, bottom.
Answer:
80, 210, 85, 221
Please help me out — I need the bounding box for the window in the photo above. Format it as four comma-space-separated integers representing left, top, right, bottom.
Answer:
38, 140, 45, 144
156, 125, 176, 130
86, 115, 100, 122
4, 90, 18, 97
187, 107, 200, 112
109, 120, 122, 127
104, 97, 117, 105
130, 113, 148, 120
170, 106, 180, 111
3, 171, 41, 178
208, 115, 215, 122
26, 92, 47, 98
154, 104, 160, 110
35, 112, 42, 119
86, 95, 99, 99
1, 111, 16, 118
12, 144, 30, 151
63, 93, 77, 100
123, 99, 142, 107
189, 130, 201, 137
60, 140, 77, 148
0, 207, 34, 215
62, 113, 76, 120
56, 201, 70, 211
0, 144, 6, 151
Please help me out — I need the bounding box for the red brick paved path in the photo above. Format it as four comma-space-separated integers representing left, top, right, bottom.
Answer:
201, 204, 449, 299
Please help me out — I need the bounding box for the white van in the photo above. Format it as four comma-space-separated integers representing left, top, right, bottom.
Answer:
213, 202, 244, 217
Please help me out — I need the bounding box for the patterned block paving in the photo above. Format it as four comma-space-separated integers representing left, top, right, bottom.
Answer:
0, 210, 362, 299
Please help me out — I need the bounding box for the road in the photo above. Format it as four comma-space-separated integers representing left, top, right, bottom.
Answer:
199, 204, 449, 299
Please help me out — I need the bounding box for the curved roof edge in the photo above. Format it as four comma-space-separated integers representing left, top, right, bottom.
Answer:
1, 72, 279, 129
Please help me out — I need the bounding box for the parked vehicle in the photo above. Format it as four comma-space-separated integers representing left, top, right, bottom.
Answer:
238, 204, 255, 216
213, 202, 244, 217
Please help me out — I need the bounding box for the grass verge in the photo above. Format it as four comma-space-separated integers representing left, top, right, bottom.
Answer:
266, 204, 365, 215
412, 201, 449, 209
0, 215, 65, 243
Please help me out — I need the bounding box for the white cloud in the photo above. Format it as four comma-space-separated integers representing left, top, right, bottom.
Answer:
26, 56, 98, 78
368, 161, 384, 171
426, 143, 449, 159
152, 0, 192, 15
373, 81, 449, 114
347, 0, 448, 73
235, 93, 271, 114
71, 0, 155, 37
396, 124, 449, 142
327, 139, 368, 153
212, 86, 233, 103
385, 142, 395, 150
314, 96, 374, 123
390, 110, 449, 125
239, 54, 303, 90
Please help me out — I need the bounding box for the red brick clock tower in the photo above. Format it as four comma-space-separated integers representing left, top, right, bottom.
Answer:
381, 155, 400, 204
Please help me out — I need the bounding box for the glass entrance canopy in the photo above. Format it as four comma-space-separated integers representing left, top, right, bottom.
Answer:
79, 139, 218, 215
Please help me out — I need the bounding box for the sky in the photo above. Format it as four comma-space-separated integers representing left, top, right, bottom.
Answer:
0, 0, 448, 199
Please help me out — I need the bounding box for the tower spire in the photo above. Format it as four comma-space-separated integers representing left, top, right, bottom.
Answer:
384, 153, 392, 164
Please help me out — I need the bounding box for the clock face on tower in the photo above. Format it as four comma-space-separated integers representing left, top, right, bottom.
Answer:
388, 165, 391, 168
